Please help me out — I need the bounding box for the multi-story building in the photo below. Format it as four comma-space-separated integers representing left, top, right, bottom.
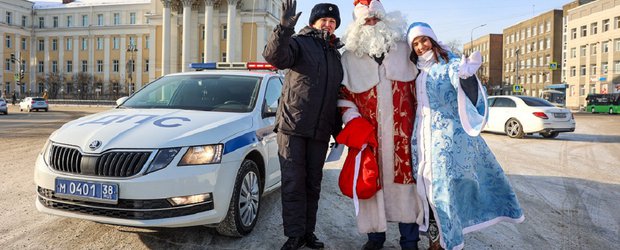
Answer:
565, 0, 620, 109
561, 0, 596, 86
463, 34, 504, 95
502, 9, 563, 97
0, 0, 280, 99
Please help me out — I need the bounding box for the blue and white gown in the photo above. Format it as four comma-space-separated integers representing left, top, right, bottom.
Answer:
412, 52, 525, 250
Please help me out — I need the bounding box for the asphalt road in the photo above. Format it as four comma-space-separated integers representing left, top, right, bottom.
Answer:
0, 105, 619, 250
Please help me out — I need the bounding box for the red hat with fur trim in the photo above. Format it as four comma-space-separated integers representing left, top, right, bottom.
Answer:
353, 0, 386, 22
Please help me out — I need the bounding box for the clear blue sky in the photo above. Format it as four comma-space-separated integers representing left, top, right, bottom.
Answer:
295, 0, 571, 48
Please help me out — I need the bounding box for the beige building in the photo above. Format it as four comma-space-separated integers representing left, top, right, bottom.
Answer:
565, 0, 620, 109
463, 34, 504, 95
502, 10, 563, 97
0, 0, 280, 98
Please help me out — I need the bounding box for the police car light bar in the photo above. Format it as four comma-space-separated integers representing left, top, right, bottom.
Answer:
247, 62, 277, 70
189, 62, 217, 70
189, 62, 276, 71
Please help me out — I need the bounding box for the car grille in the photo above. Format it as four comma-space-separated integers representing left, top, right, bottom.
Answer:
38, 187, 214, 220
49, 145, 151, 177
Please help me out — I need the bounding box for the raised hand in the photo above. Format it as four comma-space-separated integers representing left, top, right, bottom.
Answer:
280, 0, 302, 28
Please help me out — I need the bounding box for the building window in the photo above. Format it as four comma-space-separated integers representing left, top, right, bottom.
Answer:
580, 46, 586, 57
21, 38, 26, 50
38, 40, 45, 51
97, 60, 103, 72
38, 61, 44, 73
82, 15, 88, 27
81, 38, 88, 50
5, 59, 10, 71
546, 38, 551, 49
570, 66, 576, 77
591, 64, 597, 75
615, 61, 620, 73
603, 41, 609, 53
6, 11, 12, 25
539, 40, 544, 50
22, 15, 27, 27
590, 44, 597, 55
81, 60, 88, 72
591, 22, 598, 35
221, 52, 227, 62
130, 12, 136, 24
129, 37, 136, 47
113, 37, 119, 49
145, 59, 149, 72
603, 19, 610, 32
52, 61, 58, 73
113, 60, 119, 72
222, 25, 227, 40
546, 21, 551, 32
67, 15, 73, 27
602, 62, 608, 74
615, 39, 620, 52
53, 16, 58, 28
5, 35, 11, 48
580, 25, 587, 37
615, 16, 620, 29
67, 60, 73, 72
113, 13, 120, 25
579, 85, 585, 96
580, 65, 586, 76
571, 48, 576, 58
39, 17, 45, 28
145, 36, 149, 49
97, 37, 103, 50
52, 39, 57, 51
97, 14, 104, 26
66, 38, 72, 50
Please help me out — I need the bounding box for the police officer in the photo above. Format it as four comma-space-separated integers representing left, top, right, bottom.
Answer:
262, 1, 343, 249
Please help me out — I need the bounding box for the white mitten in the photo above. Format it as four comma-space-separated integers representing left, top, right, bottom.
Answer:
458, 51, 482, 79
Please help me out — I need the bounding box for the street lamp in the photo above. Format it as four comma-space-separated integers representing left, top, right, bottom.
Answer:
470, 24, 487, 54
126, 44, 138, 94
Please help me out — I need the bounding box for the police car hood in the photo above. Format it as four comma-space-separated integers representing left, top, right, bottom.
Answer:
50, 108, 253, 153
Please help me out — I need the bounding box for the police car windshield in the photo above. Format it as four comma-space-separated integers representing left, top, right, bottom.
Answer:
121, 75, 262, 112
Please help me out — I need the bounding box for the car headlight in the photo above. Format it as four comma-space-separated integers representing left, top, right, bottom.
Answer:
145, 148, 181, 174
179, 144, 223, 166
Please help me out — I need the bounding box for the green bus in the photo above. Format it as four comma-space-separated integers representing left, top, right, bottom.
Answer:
585, 93, 620, 114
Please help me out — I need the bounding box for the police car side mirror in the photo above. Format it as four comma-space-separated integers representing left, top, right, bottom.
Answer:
116, 96, 129, 106
261, 100, 276, 118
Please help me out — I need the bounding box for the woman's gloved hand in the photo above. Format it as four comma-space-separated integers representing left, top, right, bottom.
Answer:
458, 51, 482, 79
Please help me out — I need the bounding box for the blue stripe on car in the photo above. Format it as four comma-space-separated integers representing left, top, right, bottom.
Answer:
223, 131, 258, 155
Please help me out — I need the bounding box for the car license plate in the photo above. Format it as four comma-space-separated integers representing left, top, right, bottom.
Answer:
55, 178, 118, 204
553, 113, 567, 118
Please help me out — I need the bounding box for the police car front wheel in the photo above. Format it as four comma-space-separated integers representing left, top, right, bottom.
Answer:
216, 159, 262, 237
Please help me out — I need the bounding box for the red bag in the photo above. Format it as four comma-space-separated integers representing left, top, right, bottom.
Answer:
336, 117, 381, 199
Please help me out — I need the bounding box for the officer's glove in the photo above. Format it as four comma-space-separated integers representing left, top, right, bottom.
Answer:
280, 0, 302, 29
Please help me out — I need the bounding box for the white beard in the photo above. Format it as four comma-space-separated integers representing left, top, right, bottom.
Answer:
343, 11, 407, 58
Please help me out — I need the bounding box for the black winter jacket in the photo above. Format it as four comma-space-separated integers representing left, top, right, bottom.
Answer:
263, 25, 344, 142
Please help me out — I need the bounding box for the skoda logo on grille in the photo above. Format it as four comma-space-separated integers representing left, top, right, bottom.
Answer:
89, 140, 102, 150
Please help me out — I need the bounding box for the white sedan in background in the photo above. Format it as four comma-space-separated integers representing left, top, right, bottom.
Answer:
483, 95, 575, 139
34, 62, 283, 236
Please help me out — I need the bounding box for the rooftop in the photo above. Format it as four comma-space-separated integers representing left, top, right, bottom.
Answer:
29, 0, 151, 10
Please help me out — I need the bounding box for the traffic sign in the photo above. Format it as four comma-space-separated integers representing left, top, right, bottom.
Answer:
513, 85, 523, 93
549, 62, 558, 70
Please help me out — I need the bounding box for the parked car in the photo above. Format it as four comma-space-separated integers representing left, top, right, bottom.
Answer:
19, 97, 48, 112
483, 95, 576, 139
0, 97, 7, 115
34, 62, 283, 236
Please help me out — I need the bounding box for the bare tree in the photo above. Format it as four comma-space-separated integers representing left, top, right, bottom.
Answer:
73, 72, 92, 99
46, 72, 62, 99
444, 39, 463, 57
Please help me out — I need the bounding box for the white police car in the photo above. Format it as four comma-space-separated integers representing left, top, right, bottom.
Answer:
34, 62, 283, 236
